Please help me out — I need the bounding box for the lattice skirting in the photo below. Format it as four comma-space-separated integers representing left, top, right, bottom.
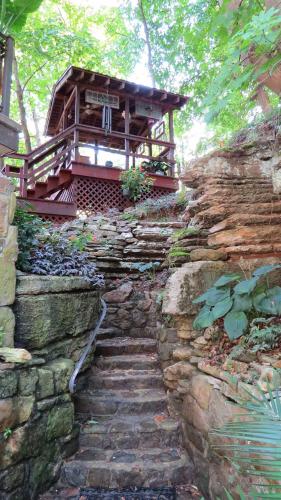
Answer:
72, 176, 175, 215
37, 214, 76, 224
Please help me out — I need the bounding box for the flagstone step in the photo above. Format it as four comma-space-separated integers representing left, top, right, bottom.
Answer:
95, 353, 159, 371
79, 415, 181, 449
95, 338, 157, 356
88, 369, 163, 390
74, 388, 167, 417
60, 448, 192, 489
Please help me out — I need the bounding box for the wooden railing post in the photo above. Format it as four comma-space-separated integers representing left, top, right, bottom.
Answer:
125, 97, 130, 169
20, 159, 28, 197
168, 110, 175, 176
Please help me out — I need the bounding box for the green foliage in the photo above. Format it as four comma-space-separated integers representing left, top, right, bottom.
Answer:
212, 385, 281, 498
0, 327, 4, 347
13, 204, 46, 271
69, 232, 93, 251
120, 167, 154, 202
130, 261, 160, 273
246, 317, 281, 353
3, 427, 12, 440
172, 227, 199, 241
0, 0, 44, 33
193, 264, 281, 340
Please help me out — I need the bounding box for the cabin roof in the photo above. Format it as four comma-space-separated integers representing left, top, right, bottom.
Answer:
44, 66, 189, 136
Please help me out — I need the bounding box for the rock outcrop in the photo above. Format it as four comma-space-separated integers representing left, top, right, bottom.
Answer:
181, 140, 281, 261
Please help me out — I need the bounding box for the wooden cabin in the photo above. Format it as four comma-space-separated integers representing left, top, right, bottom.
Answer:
3, 67, 188, 222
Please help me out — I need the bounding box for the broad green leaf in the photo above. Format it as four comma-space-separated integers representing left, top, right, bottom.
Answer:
253, 264, 281, 278
224, 310, 248, 340
255, 287, 281, 315
205, 287, 230, 306
212, 297, 233, 320
232, 294, 252, 312
192, 289, 215, 305
234, 277, 258, 295
213, 273, 241, 288
193, 305, 214, 330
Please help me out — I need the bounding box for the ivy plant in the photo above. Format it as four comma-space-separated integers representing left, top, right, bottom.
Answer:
193, 264, 281, 340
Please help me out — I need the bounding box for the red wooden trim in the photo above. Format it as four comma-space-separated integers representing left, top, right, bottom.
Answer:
18, 197, 77, 216
71, 162, 178, 190
77, 124, 175, 149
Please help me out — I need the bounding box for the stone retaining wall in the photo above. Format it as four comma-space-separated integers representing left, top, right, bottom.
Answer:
0, 174, 17, 348
0, 271, 101, 498
160, 259, 281, 498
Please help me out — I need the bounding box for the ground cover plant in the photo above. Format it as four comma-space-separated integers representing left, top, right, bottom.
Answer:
121, 191, 190, 220
13, 206, 104, 286
193, 264, 281, 343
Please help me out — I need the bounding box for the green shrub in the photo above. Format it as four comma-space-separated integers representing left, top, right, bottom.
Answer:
13, 205, 47, 271
193, 264, 281, 340
120, 167, 154, 201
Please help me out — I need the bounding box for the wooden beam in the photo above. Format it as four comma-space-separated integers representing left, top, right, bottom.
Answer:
160, 92, 167, 101
133, 86, 140, 95
104, 77, 110, 87
75, 70, 85, 81
147, 89, 154, 97
118, 81, 125, 90
89, 73, 96, 83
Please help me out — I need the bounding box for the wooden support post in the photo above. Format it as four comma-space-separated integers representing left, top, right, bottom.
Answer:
74, 86, 80, 161
94, 139, 98, 165
168, 110, 175, 176
21, 159, 28, 197
125, 97, 130, 169
148, 124, 153, 160
2, 36, 14, 116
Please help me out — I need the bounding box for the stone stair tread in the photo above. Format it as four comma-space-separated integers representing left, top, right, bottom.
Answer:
95, 353, 159, 370
79, 388, 166, 401
81, 414, 179, 435
61, 449, 192, 488
88, 368, 164, 390
74, 447, 185, 463
97, 338, 156, 347
90, 368, 162, 378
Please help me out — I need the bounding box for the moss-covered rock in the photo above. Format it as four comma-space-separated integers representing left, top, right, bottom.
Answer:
14, 290, 100, 349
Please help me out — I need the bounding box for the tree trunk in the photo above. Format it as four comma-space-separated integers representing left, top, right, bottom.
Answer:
32, 108, 42, 147
13, 55, 32, 153
138, 0, 155, 87
256, 86, 272, 114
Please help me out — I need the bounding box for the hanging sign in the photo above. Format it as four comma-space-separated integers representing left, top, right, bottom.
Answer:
85, 90, 119, 109
135, 100, 162, 120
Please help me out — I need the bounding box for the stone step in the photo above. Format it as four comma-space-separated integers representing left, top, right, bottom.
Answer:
60, 448, 192, 489
95, 353, 159, 371
79, 415, 181, 449
96, 338, 157, 356
74, 388, 167, 416
88, 369, 163, 390
97, 328, 121, 340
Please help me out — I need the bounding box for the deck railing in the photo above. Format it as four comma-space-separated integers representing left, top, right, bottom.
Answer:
2, 124, 176, 197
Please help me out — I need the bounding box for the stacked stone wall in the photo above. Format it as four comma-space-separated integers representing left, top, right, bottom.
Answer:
0, 177, 102, 500
0, 274, 101, 500
0, 174, 17, 348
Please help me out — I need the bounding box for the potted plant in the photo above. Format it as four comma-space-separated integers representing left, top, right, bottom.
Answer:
120, 166, 154, 201
140, 160, 170, 176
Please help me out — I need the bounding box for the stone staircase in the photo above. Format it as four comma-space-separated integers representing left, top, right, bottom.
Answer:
41, 327, 193, 498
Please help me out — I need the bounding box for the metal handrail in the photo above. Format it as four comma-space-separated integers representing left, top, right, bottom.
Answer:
69, 298, 107, 394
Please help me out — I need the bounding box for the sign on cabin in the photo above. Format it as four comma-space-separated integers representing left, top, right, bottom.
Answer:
135, 100, 162, 120
85, 90, 120, 109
